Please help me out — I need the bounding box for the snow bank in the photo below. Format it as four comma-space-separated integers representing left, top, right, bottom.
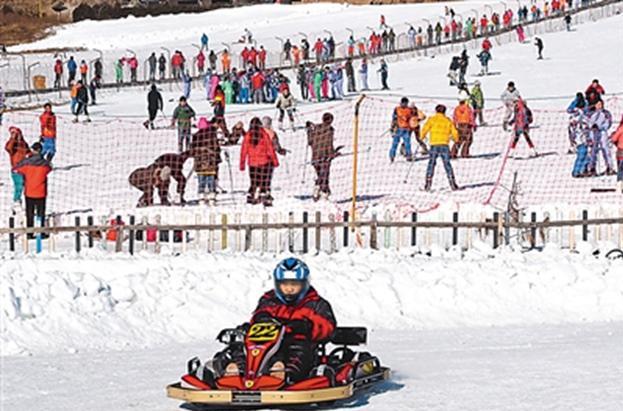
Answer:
1, 247, 622, 356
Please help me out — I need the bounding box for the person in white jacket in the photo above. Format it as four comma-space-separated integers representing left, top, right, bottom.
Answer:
501, 81, 521, 131
275, 87, 296, 131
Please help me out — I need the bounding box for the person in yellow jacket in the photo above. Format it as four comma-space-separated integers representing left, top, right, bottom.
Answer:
420, 104, 459, 191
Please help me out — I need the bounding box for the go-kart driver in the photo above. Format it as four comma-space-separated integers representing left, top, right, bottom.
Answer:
225, 257, 336, 383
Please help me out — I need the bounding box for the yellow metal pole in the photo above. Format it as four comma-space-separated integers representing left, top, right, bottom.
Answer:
350, 94, 366, 232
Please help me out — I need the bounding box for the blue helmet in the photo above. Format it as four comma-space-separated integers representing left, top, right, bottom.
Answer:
273, 257, 310, 305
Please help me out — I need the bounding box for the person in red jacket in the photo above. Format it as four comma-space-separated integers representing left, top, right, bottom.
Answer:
5, 126, 31, 207
39, 103, 57, 161
585, 79, 605, 107
258, 46, 267, 70
481, 37, 492, 52
250, 257, 336, 382
251, 70, 265, 103
53, 59, 63, 89
240, 117, 279, 205
13, 142, 52, 237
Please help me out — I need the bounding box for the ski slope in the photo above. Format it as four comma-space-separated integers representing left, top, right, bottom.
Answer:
1, 248, 622, 410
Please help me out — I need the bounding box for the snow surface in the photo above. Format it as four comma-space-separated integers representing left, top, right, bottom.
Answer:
1, 323, 622, 410
2, 246, 622, 357
1, 11, 623, 222
1, 248, 623, 410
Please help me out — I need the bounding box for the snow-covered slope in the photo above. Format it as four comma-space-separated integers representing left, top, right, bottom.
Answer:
2, 245, 622, 357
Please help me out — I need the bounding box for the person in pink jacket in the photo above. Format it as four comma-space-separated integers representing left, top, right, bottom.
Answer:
209, 74, 220, 100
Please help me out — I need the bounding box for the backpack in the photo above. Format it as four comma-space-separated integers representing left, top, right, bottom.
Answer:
526, 107, 533, 124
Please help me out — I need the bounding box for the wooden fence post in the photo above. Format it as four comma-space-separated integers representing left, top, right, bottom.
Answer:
302, 212, 309, 254
115, 215, 123, 253
288, 211, 294, 252
262, 213, 269, 253
530, 212, 537, 249
493, 212, 500, 249
9, 217, 15, 252
221, 214, 228, 250
582, 210, 588, 242
370, 212, 378, 250
342, 211, 349, 247
383, 210, 391, 248
452, 212, 459, 246
411, 212, 417, 247
155, 214, 161, 254
128, 215, 135, 255
315, 211, 322, 253
244, 225, 252, 252
75, 216, 81, 254
329, 213, 337, 253
87, 216, 94, 248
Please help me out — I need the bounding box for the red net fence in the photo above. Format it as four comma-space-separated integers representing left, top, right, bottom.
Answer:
1, 96, 621, 225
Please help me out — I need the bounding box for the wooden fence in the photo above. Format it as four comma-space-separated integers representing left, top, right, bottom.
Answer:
4, 210, 623, 255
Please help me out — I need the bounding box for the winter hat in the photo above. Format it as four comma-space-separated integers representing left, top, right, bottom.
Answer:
458, 90, 470, 102
197, 117, 209, 130
31, 142, 43, 152
8, 126, 21, 135
262, 116, 272, 128
400, 97, 409, 106
474, 80, 481, 86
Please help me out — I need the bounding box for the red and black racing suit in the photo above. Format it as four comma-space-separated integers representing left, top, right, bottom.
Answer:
251, 287, 336, 382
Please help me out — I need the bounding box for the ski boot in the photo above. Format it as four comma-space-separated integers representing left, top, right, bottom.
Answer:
207, 192, 217, 206
424, 177, 432, 192
605, 168, 616, 176
312, 186, 321, 202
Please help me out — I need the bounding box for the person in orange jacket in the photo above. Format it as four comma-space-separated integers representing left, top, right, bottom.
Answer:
39, 103, 57, 161
389, 97, 415, 162
13, 142, 52, 237
221, 49, 231, 73
611, 115, 623, 193
79, 60, 88, 83
5, 126, 31, 207
240, 117, 279, 206
452, 96, 477, 158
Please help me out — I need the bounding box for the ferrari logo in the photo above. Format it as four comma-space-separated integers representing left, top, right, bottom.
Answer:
251, 349, 260, 357
245, 380, 254, 388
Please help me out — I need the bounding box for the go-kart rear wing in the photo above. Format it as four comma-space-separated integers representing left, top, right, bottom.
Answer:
330, 327, 367, 346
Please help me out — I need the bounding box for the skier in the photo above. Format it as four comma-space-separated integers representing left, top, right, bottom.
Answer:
94, 58, 103, 85
39, 103, 57, 161
145, 84, 163, 130
610, 116, 623, 193
5, 127, 31, 209
378, 59, 389, 90
458, 50, 469, 85
470, 80, 486, 126
148, 52, 157, 81
182, 71, 192, 99
389, 97, 415, 162
191, 117, 221, 205
452, 97, 477, 158
275, 87, 296, 131
586, 100, 614, 175
359, 58, 369, 91
420, 104, 459, 191
201, 33, 209, 51
239, 117, 279, 206
212, 85, 229, 138
115, 59, 124, 88
568, 108, 590, 177
53, 59, 63, 89
79, 60, 88, 84
508, 98, 538, 158
564, 13, 572, 31
501, 81, 521, 130
585, 79, 605, 107
128, 163, 172, 207
476, 49, 492, 75
448, 55, 461, 86
13, 142, 52, 237
344, 58, 356, 93
307, 113, 339, 201
297, 65, 308, 100
171, 96, 196, 153
208, 50, 217, 71
219, 258, 336, 383
73, 81, 91, 123
408, 102, 428, 155
196, 50, 206, 75
67, 56, 77, 83
534, 37, 544, 60
158, 53, 167, 80
88, 76, 98, 105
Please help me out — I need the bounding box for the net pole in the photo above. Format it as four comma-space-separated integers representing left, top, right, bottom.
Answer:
351, 95, 366, 232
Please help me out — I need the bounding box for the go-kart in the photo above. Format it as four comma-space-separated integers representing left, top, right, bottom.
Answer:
166, 320, 390, 407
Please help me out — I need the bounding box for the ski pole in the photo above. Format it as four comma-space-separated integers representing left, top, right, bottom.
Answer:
224, 150, 235, 203
301, 142, 309, 185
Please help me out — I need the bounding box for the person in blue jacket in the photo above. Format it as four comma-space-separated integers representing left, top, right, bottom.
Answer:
67, 56, 77, 83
